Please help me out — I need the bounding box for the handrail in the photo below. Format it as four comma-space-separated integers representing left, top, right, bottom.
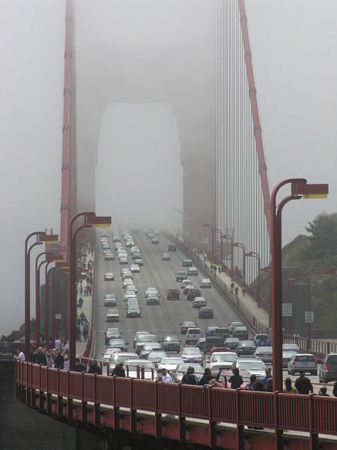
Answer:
16, 361, 337, 438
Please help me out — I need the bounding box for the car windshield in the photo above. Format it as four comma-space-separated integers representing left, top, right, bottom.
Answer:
296, 355, 314, 362
125, 360, 154, 369
188, 329, 201, 334
256, 347, 272, 353
239, 360, 265, 371
138, 335, 156, 342
240, 341, 254, 347
212, 354, 236, 362
161, 358, 182, 365
283, 344, 299, 351
183, 348, 201, 354
115, 354, 138, 363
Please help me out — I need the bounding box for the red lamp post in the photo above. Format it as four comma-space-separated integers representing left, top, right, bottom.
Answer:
202, 223, 215, 262
68, 212, 111, 370
233, 242, 246, 284
24, 232, 58, 360
246, 251, 261, 307
271, 178, 328, 392
35, 253, 51, 347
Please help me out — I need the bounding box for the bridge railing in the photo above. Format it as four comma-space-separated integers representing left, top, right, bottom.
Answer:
16, 361, 337, 437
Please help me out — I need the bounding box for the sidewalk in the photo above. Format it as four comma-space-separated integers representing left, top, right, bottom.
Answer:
76, 249, 94, 357
195, 252, 270, 334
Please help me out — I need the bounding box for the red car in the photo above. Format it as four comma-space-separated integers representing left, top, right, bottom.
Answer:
167, 289, 180, 300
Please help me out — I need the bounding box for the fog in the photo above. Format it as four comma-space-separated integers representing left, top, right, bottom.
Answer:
1, 0, 337, 335
95, 103, 182, 230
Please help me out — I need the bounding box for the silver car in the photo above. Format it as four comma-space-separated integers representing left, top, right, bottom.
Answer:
287, 353, 317, 376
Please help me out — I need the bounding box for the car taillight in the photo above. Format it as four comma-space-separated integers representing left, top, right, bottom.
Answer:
325, 364, 328, 371
292, 360, 296, 366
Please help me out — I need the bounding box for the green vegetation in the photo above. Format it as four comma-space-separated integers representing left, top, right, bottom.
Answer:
282, 212, 337, 334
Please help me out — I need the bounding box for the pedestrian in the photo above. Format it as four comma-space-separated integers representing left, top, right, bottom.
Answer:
74, 357, 86, 372
111, 362, 126, 377
266, 378, 273, 392
295, 371, 313, 394
242, 288, 246, 297
284, 377, 297, 394
245, 374, 257, 390
182, 366, 198, 385
230, 282, 234, 293
160, 368, 172, 383
199, 368, 214, 386
318, 386, 329, 397
261, 367, 272, 389
229, 368, 243, 389
54, 350, 64, 369
253, 379, 265, 391
63, 353, 69, 370
218, 265, 221, 274
234, 286, 239, 297
88, 360, 102, 375
14, 348, 25, 362
333, 382, 337, 397
46, 352, 53, 368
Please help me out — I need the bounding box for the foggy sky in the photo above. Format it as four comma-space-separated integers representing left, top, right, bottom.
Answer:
1, 0, 337, 335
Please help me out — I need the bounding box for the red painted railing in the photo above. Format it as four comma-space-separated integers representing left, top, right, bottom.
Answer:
16, 361, 337, 441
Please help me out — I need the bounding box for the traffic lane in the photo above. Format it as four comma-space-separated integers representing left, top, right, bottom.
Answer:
136, 233, 214, 336
138, 232, 239, 334
139, 232, 244, 334
95, 234, 179, 357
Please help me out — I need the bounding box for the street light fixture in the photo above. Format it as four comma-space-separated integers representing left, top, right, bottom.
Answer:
271, 178, 328, 392
68, 212, 111, 370
24, 231, 58, 360
246, 251, 261, 307
233, 242, 246, 284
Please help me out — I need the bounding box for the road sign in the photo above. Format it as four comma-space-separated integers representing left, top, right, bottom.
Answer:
305, 311, 314, 323
282, 303, 292, 317
55, 313, 61, 320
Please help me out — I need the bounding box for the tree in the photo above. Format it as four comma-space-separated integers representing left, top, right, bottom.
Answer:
302, 212, 337, 260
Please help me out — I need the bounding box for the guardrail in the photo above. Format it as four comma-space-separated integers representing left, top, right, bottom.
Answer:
16, 361, 337, 447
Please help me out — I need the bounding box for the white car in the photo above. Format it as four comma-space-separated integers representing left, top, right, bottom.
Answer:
193, 297, 206, 309
158, 357, 184, 371
123, 278, 134, 288
181, 347, 203, 364
124, 292, 138, 302
104, 272, 114, 281
236, 358, 266, 379
130, 264, 140, 273
161, 252, 171, 261
106, 308, 119, 322
200, 278, 212, 288
126, 285, 137, 293
147, 351, 166, 363
119, 257, 128, 265
181, 279, 193, 290
175, 363, 203, 382
104, 252, 114, 260
209, 352, 238, 377
109, 352, 138, 371
134, 258, 143, 266
145, 287, 159, 298
103, 348, 120, 362
187, 267, 198, 276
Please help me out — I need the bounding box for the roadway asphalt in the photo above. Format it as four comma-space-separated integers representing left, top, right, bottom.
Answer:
93, 229, 332, 394
94, 230, 243, 360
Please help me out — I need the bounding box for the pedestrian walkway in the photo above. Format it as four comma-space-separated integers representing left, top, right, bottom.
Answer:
195, 251, 270, 334
76, 248, 94, 357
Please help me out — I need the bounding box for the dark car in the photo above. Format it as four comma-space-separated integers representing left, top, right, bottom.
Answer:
162, 335, 180, 353
215, 327, 231, 340
168, 243, 177, 252
204, 336, 224, 353
187, 288, 201, 301
254, 334, 271, 347
236, 340, 256, 356
232, 326, 249, 340
146, 295, 160, 305
224, 338, 240, 351
182, 259, 193, 267
206, 326, 218, 337
319, 353, 337, 383
199, 307, 214, 319
167, 288, 180, 300
197, 337, 206, 351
